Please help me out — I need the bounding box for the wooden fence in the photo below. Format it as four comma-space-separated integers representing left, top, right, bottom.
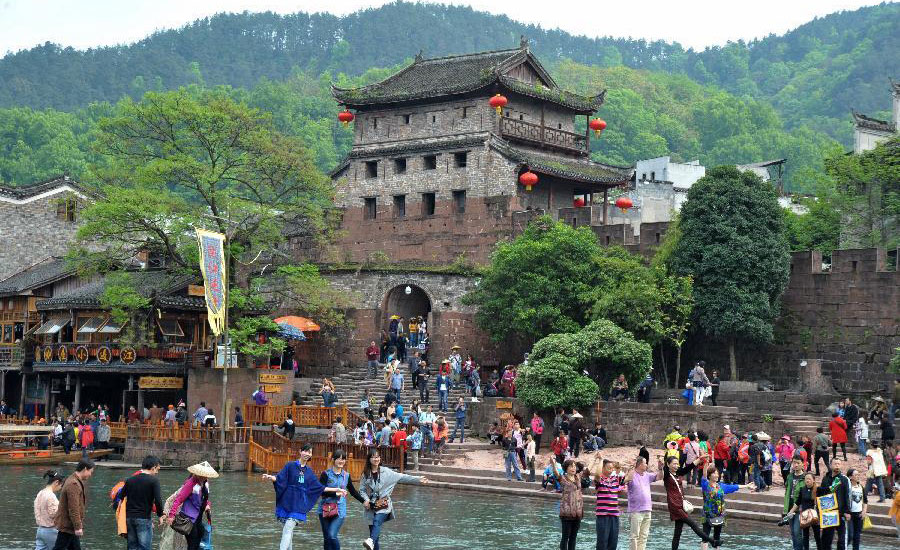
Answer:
243, 403, 365, 429
248, 428, 403, 479
127, 424, 251, 443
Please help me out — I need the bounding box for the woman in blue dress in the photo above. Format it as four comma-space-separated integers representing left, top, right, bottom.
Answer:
262, 443, 325, 550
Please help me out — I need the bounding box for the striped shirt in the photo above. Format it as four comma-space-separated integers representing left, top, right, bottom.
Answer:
595, 475, 623, 516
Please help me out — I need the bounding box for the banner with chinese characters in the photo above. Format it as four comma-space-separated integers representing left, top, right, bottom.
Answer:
196, 229, 227, 336
138, 376, 184, 390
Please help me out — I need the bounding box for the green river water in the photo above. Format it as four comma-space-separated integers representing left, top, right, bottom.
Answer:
0, 465, 893, 549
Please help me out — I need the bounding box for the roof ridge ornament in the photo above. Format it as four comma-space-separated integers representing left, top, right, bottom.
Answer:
520, 35, 529, 50
414, 49, 424, 63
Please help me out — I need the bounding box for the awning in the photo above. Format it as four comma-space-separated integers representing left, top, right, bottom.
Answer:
77, 316, 109, 334
34, 316, 70, 335
157, 318, 184, 337
273, 315, 320, 332
97, 319, 126, 334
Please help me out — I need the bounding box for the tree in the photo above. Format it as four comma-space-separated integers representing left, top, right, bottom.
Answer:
670, 165, 790, 380
463, 216, 602, 345
517, 319, 653, 410
73, 88, 339, 356
658, 271, 693, 388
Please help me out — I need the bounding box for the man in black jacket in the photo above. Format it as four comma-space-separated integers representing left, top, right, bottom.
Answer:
818, 458, 850, 550
120, 455, 164, 550
842, 398, 859, 436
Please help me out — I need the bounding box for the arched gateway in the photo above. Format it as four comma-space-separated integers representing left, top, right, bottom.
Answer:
381, 284, 432, 338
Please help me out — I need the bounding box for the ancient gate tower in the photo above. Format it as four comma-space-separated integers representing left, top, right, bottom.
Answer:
310, 40, 632, 368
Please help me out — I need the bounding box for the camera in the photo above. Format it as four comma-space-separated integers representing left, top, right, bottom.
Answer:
777, 513, 794, 526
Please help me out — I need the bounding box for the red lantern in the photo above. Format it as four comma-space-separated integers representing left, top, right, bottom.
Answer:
519, 170, 538, 192
573, 197, 586, 207
489, 94, 508, 115
337, 110, 355, 126
589, 118, 607, 137
615, 195, 633, 212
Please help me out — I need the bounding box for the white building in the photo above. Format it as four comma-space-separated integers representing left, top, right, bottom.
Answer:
852, 80, 899, 154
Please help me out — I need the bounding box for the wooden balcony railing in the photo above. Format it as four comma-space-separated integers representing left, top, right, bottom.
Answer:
249, 429, 403, 478
126, 424, 251, 443
0, 345, 23, 369
243, 403, 365, 429
500, 117, 587, 154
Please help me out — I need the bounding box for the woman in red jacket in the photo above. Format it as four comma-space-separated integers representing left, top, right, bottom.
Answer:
713, 435, 731, 481
828, 412, 848, 461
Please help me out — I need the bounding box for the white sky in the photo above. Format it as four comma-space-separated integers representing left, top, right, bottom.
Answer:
0, 0, 889, 55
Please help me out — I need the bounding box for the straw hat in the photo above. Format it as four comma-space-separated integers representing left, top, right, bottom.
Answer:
756, 432, 771, 442
872, 396, 885, 403
187, 461, 219, 479
451, 345, 461, 350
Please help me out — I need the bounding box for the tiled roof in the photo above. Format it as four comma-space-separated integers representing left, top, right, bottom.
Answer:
0, 175, 88, 202
332, 46, 600, 112
491, 138, 633, 184
37, 270, 198, 310
0, 257, 74, 297
852, 111, 895, 133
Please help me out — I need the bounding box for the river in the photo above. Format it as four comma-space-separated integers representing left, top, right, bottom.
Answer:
0, 465, 893, 549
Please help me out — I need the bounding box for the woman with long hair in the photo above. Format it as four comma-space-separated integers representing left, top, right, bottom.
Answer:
359, 448, 429, 550
166, 461, 217, 550
318, 449, 365, 550
663, 456, 718, 549
548, 456, 586, 550
34, 470, 65, 550
787, 472, 821, 550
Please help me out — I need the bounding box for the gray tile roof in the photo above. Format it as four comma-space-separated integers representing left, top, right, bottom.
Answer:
852, 111, 895, 133
491, 138, 633, 184
37, 270, 198, 310
0, 175, 88, 201
0, 257, 74, 297
332, 46, 601, 112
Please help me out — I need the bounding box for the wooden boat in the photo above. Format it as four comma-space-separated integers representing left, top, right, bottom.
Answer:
0, 424, 113, 465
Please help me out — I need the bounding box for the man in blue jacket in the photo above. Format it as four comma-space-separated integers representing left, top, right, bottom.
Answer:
435, 370, 451, 412
263, 443, 325, 550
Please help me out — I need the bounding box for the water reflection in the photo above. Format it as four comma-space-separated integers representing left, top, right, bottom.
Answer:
0, 466, 893, 549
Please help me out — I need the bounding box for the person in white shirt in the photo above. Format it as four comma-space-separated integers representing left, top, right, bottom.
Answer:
854, 418, 869, 456
864, 440, 887, 502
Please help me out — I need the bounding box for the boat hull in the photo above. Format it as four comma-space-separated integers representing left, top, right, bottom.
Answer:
0, 448, 113, 465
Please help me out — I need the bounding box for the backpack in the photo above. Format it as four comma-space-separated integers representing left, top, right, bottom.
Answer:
762, 447, 773, 465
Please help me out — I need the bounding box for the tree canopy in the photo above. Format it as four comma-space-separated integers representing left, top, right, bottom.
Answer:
669, 165, 791, 380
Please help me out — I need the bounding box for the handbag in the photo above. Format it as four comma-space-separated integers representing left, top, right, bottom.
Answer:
171, 484, 209, 536
798, 508, 818, 527
708, 515, 725, 526
671, 473, 694, 514
321, 502, 339, 518
861, 515, 873, 530
372, 497, 390, 511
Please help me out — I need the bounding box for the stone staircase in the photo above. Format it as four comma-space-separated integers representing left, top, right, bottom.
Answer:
408, 444, 896, 537
297, 362, 474, 420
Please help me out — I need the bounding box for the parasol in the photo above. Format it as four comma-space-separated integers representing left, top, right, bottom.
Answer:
274, 315, 320, 332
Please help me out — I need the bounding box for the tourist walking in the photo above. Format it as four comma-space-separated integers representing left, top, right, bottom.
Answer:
317, 449, 365, 550
782, 457, 808, 550
625, 457, 658, 550
449, 397, 466, 443
846, 468, 868, 550
435, 366, 450, 412
389, 369, 404, 401
531, 412, 545, 452
568, 409, 585, 458
842, 399, 860, 442
167, 461, 217, 550
813, 427, 831, 476
853, 417, 868, 457
662, 456, 718, 549
699, 465, 745, 550
366, 341, 380, 378
548, 455, 585, 550
504, 424, 523, 481
818, 458, 850, 550
594, 457, 627, 550
776, 436, 796, 485
417, 362, 430, 403
52, 458, 95, 550
120, 455, 165, 550
829, 413, 848, 461
359, 448, 429, 550
865, 440, 887, 502
34, 470, 64, 550
786, 472, 822, 550
691, 362, 711, 406
262, 444, 325, 550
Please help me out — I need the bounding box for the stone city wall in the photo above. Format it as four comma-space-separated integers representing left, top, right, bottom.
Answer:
124, 439, 248, 471
0, 192, 81, 281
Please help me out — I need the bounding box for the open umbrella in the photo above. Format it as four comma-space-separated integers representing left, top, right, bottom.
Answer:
276, 323, 306, 341
273, 315, 320, 332
389, 315, 401, 320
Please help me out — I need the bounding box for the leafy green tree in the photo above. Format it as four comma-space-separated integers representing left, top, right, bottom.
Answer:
463, 216, 602, 345
670, 165, 790, 381
658, 272, 694, 388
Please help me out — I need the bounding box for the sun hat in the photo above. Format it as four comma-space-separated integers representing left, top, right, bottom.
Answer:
187, 461, 219, 479
756, 432, 771, 442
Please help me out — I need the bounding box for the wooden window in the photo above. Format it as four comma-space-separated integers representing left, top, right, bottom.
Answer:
157, 318, 184, 337
453, 152, 467, 168
364, 198, 377, 220
422, 193, 435, 216
56, 197, 76, 222
393, 195, 406, 218
452, 190, 466, 214
432, 115, 436, 123
365, 161, 378, 179
423, 155, 437, 170
372, 118, 378, 130
519, 114, 524, 121
403, 114, 411, 124
393, 158, 407, 174
461, 107, 468, 119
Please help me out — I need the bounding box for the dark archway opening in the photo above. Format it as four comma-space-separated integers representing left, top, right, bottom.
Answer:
381, 285, 432, 344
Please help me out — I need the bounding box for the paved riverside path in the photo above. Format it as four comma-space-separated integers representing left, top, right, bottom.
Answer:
402, 441, 897, 537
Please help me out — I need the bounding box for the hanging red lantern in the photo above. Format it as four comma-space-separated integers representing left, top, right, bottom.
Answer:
615, 195, 633, 212
489, 94, 508, 115
519, 170, 538, 192
573, 197, 586, 207
337, 110, 355, 126
589, 118, 607, 137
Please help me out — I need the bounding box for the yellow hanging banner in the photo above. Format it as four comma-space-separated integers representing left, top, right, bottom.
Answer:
196, 229, 227, 336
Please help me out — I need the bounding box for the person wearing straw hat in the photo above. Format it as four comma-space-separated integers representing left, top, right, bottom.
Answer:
262, 443, 325, 550
166, 461, 217, 550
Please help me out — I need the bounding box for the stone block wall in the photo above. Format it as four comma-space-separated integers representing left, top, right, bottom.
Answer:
353, 99, 494, 146
187, 367, 292, 423
124, 439, 248, 471
0, 191, 82, 281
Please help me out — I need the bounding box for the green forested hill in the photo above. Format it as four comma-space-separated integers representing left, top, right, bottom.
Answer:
0, 1, 894, 189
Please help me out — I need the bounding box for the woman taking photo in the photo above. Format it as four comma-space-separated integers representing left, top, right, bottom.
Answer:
548, 456, 586, 550
359, 448, 429, 550
663, 456, 718, 549
699, 465, 746, 550
262, 443, 325, 550
318, 449, 365, 550
34, 470, 65, 550
787, 472, 821, 550
167, 461, 217, 550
